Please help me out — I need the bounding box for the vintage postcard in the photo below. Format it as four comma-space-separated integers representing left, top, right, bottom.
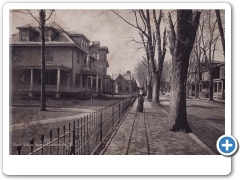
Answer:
3, 2, 232, 176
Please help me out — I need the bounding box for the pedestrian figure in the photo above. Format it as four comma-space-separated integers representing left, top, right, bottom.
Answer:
91, 91, 96, 102
137, 88, 145, 112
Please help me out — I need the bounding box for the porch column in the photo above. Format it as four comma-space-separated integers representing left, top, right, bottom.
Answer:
91, 76, 93, 87
101, 77, 103, 92
222, 80, 224, 100
67, 72, 70, 91
56, 69, 60, 98
80, 75, 83, 86
96, 74, 99, 92
29, 68, 33, 97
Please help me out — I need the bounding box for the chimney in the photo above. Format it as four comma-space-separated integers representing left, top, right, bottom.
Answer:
92, 41, 100, 46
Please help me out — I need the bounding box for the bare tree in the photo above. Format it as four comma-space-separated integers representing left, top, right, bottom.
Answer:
140, 33, 152, 99
12, 9, 55, 111
191, 28, 203, 99
215, 10, 225, 56
134, 60, 148, 90
199, 10, 219, 102
112, 10, 167, 104
164, 10, 201, 133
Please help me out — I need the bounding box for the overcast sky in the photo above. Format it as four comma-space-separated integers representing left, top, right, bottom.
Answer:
10, 10, 224, 77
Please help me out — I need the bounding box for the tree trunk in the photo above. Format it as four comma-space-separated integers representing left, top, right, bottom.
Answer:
168, 53, 192, 133
40, 10, 46, 111
167, 10, 201, 133
152, 74, 160, 104
209, 70, 214, 101
147, 80, 152, 99
215, 10, 225, 56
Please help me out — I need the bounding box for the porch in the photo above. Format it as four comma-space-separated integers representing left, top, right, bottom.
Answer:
11, 67, 87, 97
188, 79, 225, 100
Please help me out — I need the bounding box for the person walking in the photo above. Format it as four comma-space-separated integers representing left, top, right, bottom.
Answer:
137, 88, 145, 112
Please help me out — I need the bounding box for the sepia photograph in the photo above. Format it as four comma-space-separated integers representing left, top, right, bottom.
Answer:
8, 8, 226, 156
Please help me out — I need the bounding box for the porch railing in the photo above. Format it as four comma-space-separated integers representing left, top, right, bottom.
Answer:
15, 96, 136, 155
13, 85, 87, 92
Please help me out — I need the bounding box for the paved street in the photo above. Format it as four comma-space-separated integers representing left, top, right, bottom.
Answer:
159, 96, 225, 154
102, 96, 224, 155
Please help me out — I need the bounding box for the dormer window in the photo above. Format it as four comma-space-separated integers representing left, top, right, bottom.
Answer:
20, 30, 29, 41
44, 29, 50, 42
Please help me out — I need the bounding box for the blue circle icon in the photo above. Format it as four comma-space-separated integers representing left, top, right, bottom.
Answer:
217, 135, 238, 156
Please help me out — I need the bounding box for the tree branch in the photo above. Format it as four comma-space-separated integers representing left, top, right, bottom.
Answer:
45, 9, 55, 22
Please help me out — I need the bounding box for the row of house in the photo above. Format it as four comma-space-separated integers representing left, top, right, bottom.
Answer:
187, 60, 225, 100
10, 22, 111, 97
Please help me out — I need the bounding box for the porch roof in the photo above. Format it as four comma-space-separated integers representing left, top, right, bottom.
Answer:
12, 65, 72, 71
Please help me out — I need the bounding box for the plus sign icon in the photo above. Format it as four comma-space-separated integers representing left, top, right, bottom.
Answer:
217, 135, 238, 156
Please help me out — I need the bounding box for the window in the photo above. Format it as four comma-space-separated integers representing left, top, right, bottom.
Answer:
21, 30, 28, 41
83, 56, 87, 67
44, 30, 50, 41
12, 49, 25, 62
93, 53, 96, 58
97, 54, 99, 60
75, 73, 81, 86
218, 82, 222, 92
46, 50, 53, 61
12, 49, 18, 62
77, 52, 80, 64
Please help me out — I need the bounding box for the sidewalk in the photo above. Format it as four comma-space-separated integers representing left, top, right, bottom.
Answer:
102, 100, 215, 155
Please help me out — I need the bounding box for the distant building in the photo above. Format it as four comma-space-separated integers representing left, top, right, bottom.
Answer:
9, 22, 110, 97
187, 60, 225, 100
112, 71, 137, 93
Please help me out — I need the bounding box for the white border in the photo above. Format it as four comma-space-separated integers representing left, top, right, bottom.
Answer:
3, 3, 231, 175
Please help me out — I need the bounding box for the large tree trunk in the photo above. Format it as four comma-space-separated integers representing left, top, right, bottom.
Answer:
167, 10, 201, 133
209, 70, 214, 101
40, 10, 46, 111
168, 52, 192, 133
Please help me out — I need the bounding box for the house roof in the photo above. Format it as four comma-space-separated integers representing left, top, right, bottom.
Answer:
10, 22, 100, 61
67, 31, 91, 42
123, 74, 131, 80
112, 73, 135, 81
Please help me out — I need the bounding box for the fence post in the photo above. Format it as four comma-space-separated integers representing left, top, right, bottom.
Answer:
49, 130, 53, 155
87, 115, 89, 137
100, 110, 103, 143
17, 145, 22, 155
112, 106, 114, 127
69, 122, 71, 154
119, 103, 121, 120
80, 118, 83, 155
41, 134, 44, 155
71, 121, 76, 155
83, 116, 86, 154
77, 119, 79, 155
63, 125, 66, 155
57, 127, 60, 155
30, 139, 34, 154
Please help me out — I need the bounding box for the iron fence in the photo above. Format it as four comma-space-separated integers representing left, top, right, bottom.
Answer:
15, 96, 136, 155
